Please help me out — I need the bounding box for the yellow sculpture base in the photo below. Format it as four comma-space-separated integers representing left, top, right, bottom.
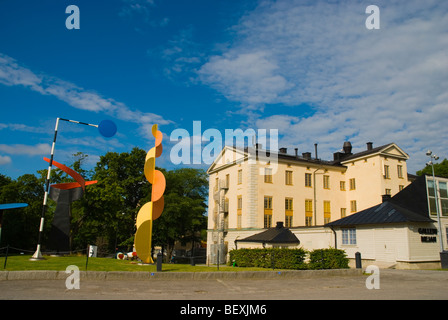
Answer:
138, 259, 154, 265
135, 220, 153, 264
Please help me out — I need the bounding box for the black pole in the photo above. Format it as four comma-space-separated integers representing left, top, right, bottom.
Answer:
0, 209, 4, 245
157, 252, 162, 272
190, 245, 195, 266
3, 245, 9, 269
31, 118, 60, 260
355, 252, 362, 269
85, 245, 89, 270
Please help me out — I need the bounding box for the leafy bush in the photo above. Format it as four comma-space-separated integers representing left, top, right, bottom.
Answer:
229, 248, 307, 270
308, 248, 349, 269
228, 247, 349, 270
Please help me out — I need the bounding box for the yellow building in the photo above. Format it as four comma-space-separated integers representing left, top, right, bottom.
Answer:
206, 141, 410, 263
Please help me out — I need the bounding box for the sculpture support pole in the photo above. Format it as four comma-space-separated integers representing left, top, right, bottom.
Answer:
31, 118, 60, 261
148, 206, 153, 263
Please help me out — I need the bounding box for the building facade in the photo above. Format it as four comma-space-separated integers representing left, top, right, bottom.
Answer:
206, 141, 411, 263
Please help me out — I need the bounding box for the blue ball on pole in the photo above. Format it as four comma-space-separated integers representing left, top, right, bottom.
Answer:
98, 120, 117, 138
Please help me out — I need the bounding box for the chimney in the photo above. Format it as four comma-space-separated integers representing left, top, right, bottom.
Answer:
314, 143, 318, 159
382, 194, 391, 202
333, 152, 344, 162
367, 142, 373, 151
279, 147, 287, 154
294, 148, 298, 157
343, 141, 352, 155
302, 152, 311, 160
276, 221, 284, 229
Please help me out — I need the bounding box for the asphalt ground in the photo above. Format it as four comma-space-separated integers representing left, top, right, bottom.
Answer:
0, 269, 446, 301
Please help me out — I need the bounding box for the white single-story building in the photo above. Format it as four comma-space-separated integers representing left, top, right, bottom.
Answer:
325, 174, 447, 269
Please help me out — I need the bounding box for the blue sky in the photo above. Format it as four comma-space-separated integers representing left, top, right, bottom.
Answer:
0, 0, 447, 179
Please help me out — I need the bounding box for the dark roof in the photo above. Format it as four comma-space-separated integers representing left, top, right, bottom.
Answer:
277, 151, 343, 167
336, 143, 394, 163
326, 175, 435, 227
242, 142, 400, 168
236, 222, 300, 244
243, 146, 343, 168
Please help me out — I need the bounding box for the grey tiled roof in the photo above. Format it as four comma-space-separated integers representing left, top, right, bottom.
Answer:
326, 175, 435, 227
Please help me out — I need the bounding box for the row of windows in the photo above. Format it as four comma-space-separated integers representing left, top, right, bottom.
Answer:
261, 196, 357, 228
216, 162, 406, 193
262, 196, 357, 211
230, 196, 357, 229
265, 169, 358, 190
223, 170, 404, 196
233, 165, 405, 187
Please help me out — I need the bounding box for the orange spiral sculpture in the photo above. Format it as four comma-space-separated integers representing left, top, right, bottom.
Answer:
134, 124, 165, 263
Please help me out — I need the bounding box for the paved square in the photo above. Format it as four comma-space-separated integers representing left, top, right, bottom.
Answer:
0, 269, 447, 300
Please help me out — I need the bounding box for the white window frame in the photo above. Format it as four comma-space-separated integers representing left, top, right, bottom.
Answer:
342, 228, 357, 245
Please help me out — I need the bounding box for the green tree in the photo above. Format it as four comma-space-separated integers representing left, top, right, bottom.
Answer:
0, 161, 79, 250
0, 173, 45, 249
78, 147, 150, 254
153, 168, 208, 260
66, 152, 96, 252
0, 174, 12, 188
417, 159, 448, 178
71, 151, 93, 180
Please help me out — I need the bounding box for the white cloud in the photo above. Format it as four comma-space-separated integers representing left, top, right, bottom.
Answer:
0, 53, 172, 139
199, 51, 293, 104
198, 0, 448, 173
0, 155, 11, 165
0, 143, 50, 156
0, 123, 48, 134
119, 0, 155, 18
58, 136, 125, 150
152, 26, 205, 82
0, 54, 42, 89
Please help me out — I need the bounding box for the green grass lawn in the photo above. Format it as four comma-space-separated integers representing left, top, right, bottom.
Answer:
1, 255, 268, 272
